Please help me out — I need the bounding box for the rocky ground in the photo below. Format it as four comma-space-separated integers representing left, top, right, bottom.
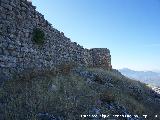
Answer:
0, 66, 160, 120
150, 86, 160, 95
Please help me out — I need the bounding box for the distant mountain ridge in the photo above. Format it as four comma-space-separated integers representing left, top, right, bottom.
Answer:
119, 68, 160, 87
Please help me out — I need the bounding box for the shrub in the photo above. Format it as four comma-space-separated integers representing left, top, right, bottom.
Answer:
94, 75, 105, 84
32, 28, 45, 45
56, 62, 76, 75
100, 91, 115, 103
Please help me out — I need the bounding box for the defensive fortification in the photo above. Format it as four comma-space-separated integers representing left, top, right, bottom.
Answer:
0, 0, 112, 81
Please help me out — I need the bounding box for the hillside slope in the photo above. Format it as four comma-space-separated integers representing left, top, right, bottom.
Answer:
0, 66, 160, 120
119, 68, 160, 87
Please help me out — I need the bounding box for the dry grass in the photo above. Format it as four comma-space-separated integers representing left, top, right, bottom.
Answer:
0, 73, 98, 119
0, 66, 160, 120
86, 68, 160, 118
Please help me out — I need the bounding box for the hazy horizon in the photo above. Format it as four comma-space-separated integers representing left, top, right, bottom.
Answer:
32, 0, 160, 71
118, 67, 160, 73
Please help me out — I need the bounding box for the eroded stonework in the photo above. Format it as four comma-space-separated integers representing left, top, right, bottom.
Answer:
0, 0, 112, 81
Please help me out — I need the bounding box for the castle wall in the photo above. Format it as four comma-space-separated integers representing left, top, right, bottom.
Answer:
90, 48, 112, 69
0, 0, 111, 81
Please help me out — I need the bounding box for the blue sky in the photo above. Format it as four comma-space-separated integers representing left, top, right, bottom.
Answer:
32, 0, 160, 71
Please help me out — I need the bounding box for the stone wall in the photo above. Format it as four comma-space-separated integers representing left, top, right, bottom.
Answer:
90, 48, 112, 69
0, 0, 112, 81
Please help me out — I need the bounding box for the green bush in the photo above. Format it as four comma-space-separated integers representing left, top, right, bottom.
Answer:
32, 28, 45, 44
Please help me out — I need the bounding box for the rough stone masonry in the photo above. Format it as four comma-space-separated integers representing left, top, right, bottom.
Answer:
0, 0, 112, 81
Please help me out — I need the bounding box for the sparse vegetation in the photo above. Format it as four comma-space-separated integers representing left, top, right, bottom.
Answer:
32, 28, 45, 45
100, 90, 115, 103
0, 65, 160, 120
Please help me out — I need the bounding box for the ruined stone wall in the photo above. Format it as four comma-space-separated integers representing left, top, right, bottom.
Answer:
90, 48, 112, 69
0, 0, 111, 81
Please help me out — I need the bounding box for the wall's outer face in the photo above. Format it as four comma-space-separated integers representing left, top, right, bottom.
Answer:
90, 48, 112, 69
0, 0, 112, 81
